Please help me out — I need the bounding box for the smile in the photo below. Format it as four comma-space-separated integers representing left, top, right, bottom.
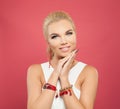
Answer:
59, 46, 70, 52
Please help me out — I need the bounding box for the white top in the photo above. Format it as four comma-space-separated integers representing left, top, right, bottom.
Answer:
41, 61, 87, 109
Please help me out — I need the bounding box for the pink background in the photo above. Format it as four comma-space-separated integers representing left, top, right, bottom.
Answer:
0, 0, 120, 109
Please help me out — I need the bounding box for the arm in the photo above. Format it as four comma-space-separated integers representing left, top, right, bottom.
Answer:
60, 65, 98, 109
27, 64, 59, 109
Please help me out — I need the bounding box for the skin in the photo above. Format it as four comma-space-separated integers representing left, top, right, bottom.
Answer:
27, 20, 98, 109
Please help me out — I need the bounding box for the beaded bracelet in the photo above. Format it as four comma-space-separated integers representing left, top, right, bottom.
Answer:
43, 83, 56, 91
60, 85, 73, 92
59, 85, 73, 97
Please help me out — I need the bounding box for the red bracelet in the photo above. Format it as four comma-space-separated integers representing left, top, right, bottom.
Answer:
59, 89, 72, 96
59, 85, 73, 97
43, 83, 56, 91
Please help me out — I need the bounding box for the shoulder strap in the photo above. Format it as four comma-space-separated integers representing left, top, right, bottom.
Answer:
69, 62, 87, 85
41, 62, 53, 82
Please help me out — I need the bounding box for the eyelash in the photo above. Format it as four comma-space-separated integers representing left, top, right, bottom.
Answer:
51, 32, 73, 39
66, 32, 73, 35
51, 35, 58, 39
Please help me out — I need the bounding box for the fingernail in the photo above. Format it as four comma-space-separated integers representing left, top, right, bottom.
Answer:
75, 49, 79, 54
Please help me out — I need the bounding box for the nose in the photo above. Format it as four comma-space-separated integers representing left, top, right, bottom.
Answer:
60, 37, 67, 45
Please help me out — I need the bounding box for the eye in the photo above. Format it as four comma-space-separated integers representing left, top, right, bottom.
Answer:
66, 31, 73, 35
51, 35, 58, 39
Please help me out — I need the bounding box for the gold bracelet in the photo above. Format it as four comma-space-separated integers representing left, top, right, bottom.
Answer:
60, 85, 73, 92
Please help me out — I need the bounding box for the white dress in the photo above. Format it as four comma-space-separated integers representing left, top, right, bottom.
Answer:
41, 61, 87, 109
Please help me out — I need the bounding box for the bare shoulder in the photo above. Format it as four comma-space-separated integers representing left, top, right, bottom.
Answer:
83, 65, 98, 80
27, 64, 42, 74
84, 65, 98, 74
27, 64, 43, 81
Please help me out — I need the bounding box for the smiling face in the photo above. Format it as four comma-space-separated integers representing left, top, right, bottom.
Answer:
47, 19, 76, 58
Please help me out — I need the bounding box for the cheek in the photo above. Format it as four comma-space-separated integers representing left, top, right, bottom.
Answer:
70, 36, 77, 49
48, 40, 59, 50
69, 36, 76, 45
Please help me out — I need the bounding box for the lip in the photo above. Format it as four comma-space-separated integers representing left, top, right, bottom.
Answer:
59, 46, 70, 52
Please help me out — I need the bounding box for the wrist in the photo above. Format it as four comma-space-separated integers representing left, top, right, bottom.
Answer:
43, 83, 56, 91
48, 72, 59, 86
59, 77, 70, 88
59, 76, 68, 83
59, 85, 73, 97
52, 71, 60, 78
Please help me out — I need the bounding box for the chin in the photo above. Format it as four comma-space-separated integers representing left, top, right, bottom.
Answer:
57, 48, 76, 58
58, 51, 71, 59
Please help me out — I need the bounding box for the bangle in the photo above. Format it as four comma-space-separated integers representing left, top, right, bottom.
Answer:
43, 83, 56, 91
59, 89, 72, 96
59, 85, 73, 97
60, 85, 73, 92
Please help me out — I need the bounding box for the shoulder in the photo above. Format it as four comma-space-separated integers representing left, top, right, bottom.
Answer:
27, 62, 48, 83
85, 65, 98, 75
27, 64, 42, 74
27, 62, 48, 74
76, 60, 98, 80
77, 61, 98, 76
83, 64, 98, 81
27, 63, 44, 81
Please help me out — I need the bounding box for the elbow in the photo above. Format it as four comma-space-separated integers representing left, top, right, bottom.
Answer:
81, 103, 94, 109
27, 103, 36, 109
27, 103, 50, 109
83, 106, 94, 109
27, 105, 33, 109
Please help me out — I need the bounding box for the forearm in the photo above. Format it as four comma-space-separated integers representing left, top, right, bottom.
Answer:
60, 78, 85, 109
29, 72, 58, 109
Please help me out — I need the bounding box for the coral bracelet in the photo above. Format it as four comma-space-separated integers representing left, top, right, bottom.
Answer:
43, 83, 56, 91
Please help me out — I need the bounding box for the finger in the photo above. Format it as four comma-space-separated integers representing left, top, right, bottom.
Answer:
59, 49, 78, 68
63, 49, 78, 67
66, 53, 76, 65
59, 53, 72, 65
62, 56, 74, 69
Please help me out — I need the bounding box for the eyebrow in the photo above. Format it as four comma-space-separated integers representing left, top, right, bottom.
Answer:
65, 29, 73, 33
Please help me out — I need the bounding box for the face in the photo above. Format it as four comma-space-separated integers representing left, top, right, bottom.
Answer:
47, 20, 76, 58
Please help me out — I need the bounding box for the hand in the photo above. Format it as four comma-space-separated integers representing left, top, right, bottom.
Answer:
55, 49, 78, 80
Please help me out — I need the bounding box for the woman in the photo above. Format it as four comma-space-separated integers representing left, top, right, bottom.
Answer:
27, 11, 98, 109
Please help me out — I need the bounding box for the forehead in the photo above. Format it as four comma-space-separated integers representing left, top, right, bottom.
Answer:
48, 20, 73, 35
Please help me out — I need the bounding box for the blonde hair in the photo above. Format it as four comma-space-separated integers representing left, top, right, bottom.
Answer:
43, 11, 76, 59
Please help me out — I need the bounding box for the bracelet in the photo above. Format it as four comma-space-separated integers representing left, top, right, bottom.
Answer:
43, 83, 56, 91
60, 85, 73, 92
59, 89, 72, 96
59, 85, 73, 97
